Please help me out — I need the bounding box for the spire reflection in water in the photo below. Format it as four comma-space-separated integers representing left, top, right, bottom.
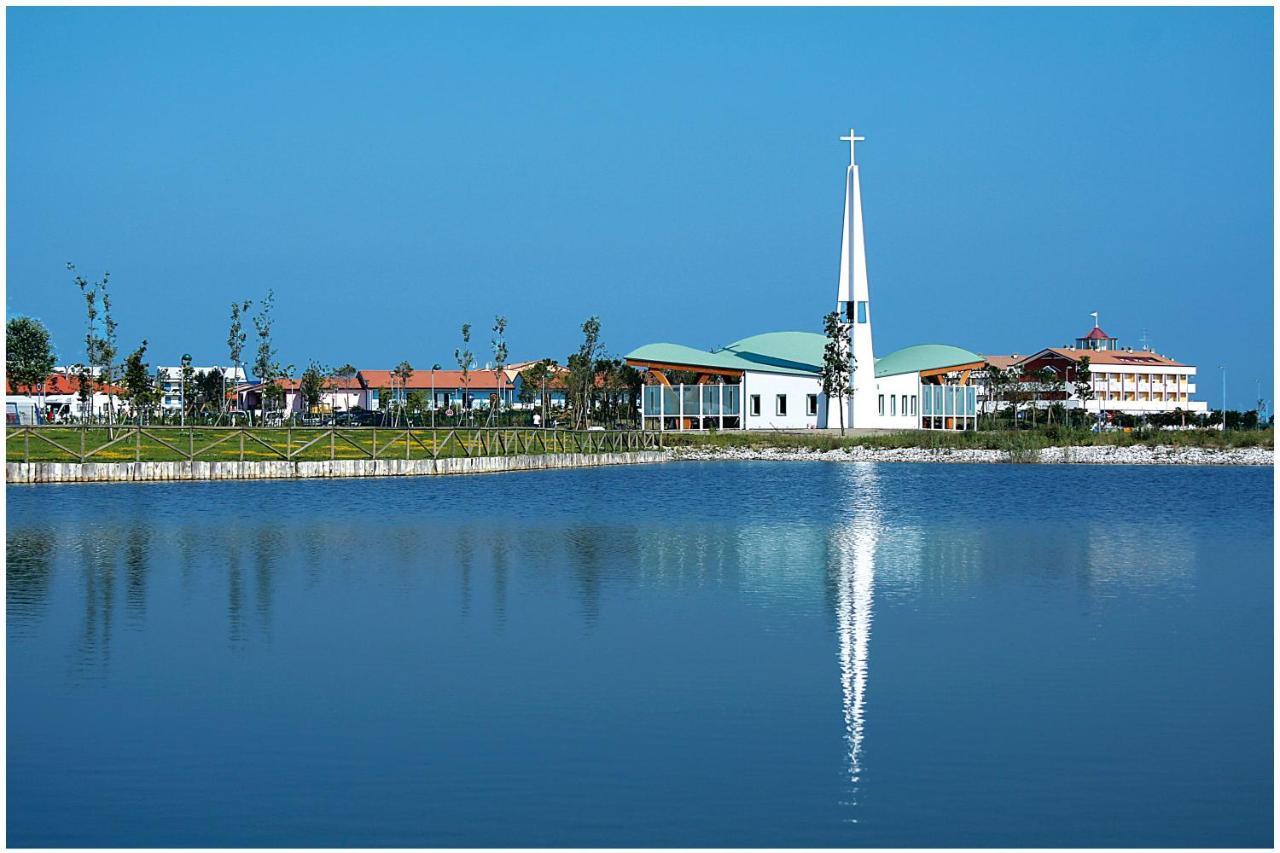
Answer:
831, 462, 881, 813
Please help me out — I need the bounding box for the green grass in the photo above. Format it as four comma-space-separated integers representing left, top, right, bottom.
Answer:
662, 426, 1273, 453
6, 427, 643, 463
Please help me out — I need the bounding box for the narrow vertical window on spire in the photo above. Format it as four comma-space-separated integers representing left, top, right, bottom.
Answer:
856, 301, 868, 324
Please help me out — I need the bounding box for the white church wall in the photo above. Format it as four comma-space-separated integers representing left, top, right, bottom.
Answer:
743, 372, 823, 430
870, 372, 921, 429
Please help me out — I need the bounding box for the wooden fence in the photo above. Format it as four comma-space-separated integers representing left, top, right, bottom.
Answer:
5, 425, 663, 464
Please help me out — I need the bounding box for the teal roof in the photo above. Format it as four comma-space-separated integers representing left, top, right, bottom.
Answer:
874, 344, 982, 377
626, 331, 826, 376
628, 335, 981, 379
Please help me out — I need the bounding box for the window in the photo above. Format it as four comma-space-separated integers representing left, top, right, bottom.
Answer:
890, 395, 897, 416
901, 395, 907, 414
806, 394, 818, 416
749, 394, 761, 417
856, 301, 868, 324
776, 394, 787, 416
878, 394, 885, 416
910, 395, 917, 416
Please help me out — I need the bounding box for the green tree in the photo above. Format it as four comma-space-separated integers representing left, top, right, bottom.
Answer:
1071, 356, 1094, 428
488, 315, 508, 425
6, 316, 57, 399
227, 299, 252, 413
568, 316, 602, 429
455, 324, 474, 423
299, 361, 327, 414
70, 262, 119, 425
391, 360, 414, 426
121, 340, 155, 423
179, 353, 198, 421
252, 290, 276, 409
819, 310, 852, 434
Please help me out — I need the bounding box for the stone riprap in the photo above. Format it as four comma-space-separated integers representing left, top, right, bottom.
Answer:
6, 450, 671, 484
670, 444, 1273, 466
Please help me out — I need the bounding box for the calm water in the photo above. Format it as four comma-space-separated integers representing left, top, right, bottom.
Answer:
6, 462, 1273, 847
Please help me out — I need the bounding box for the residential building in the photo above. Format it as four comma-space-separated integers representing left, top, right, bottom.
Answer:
155, 365, 246, 411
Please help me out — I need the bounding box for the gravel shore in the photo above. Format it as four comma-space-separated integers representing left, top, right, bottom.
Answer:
669, 444, 1274, 466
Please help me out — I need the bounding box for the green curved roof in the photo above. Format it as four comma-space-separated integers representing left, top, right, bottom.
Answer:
626, 331, 825, 376
874, 344, 982, 377
629, 334, 981, 379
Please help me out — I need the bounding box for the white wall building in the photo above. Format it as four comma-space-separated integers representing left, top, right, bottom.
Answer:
626, 128, 984, 431
155, 365, 246, 410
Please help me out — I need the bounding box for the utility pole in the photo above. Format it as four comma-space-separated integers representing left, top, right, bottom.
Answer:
1219, 365, 1227, 431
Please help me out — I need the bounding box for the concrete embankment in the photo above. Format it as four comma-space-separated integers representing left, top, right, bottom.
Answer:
6, 451, 671, 484
670, 445, 1273, 466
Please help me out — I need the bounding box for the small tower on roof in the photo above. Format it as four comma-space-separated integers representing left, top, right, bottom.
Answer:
836, 128, 878, 426
1076, 312, 1119, 351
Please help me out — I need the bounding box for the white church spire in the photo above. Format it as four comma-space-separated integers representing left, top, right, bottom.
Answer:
836, 128, 878, 426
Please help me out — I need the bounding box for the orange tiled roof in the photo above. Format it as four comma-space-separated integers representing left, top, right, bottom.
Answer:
10, 374, 126, 396
1020, 347, 1187, 368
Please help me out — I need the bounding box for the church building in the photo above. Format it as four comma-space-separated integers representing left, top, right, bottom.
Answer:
626, 129, 983, 431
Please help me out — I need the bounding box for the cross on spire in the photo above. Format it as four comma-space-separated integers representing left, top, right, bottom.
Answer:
840, 129, 866, 166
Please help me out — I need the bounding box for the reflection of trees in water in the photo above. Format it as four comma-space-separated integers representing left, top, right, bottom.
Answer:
124, 524, 150, 625
7, 529, 55, 634
253, 527, 280, 641
456, 527, 474, 616
74, 529, 121, 677
226, 532, 245, 646
491, 527, 510, 626
565, 526, 603, 627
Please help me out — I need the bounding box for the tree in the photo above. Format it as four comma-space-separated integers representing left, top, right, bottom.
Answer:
524, 358, 558, 425
568, 316, 602, 429
195, 369, 224, 413
70, 263, 119, 425
179, 353, 198, 421
489, 315, 508, 425
299, 361, 327, 414
455, 324, 474, 423
819, 310, 852, 434
252, 290, 276, 384
980, 361, 1008, 430
73, 364, 94, 420
227, 299, 252, 413
391, 360, 414, 426
6, 316, 57, 402
121, 340, 155, 423
1071, 356, 1094, 428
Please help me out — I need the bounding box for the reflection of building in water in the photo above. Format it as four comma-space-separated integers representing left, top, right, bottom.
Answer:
1087, 523, 1194, 594
736, 523, 829, 602
830, 463, 881, 797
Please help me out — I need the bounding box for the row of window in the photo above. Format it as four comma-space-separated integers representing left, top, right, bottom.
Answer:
746, 394, 821, 418
877, 394, 917, 417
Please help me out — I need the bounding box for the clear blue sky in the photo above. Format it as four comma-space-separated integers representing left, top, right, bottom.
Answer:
7, 7, 1273, 406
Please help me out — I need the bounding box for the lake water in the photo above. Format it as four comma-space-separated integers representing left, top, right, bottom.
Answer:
6, 461, 1273, 847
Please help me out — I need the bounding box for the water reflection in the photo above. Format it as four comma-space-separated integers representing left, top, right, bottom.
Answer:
830, 463, 882, 802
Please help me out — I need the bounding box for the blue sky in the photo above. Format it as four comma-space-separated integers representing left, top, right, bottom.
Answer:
7, 7, 1273, 406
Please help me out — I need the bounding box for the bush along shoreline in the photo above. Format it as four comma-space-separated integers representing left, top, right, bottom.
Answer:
663, 428, 1273, 466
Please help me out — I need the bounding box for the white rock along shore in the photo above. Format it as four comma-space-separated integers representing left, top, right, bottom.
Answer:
669, 444, 1274, 466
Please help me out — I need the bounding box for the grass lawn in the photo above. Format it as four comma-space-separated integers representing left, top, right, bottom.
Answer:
6, 427, 639, 463
662, 426, 1273, 453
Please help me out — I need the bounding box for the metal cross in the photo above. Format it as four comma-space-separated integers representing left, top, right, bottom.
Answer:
839, 129, 866, 166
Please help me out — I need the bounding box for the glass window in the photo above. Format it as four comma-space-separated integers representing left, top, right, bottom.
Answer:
749, 394, 761, 417
900, 395, 907, 414
910, 395, 917, 416
776, 394, 787, 416
724, 386, 741, 415
682, 385, 700, 416
878, 394, 885, 416
806, 394, 818, 416
703, 385, 720, 416
663, 386, 679, 415
890, 395, 896, 416
856, 301, 868, 324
